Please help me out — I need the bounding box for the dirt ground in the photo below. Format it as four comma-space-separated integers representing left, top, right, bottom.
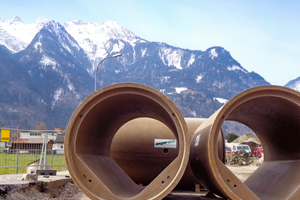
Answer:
226, 165, 259, 182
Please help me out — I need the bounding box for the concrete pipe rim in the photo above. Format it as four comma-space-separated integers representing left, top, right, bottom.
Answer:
208, 85, 300, 199
65, 83, 189, 200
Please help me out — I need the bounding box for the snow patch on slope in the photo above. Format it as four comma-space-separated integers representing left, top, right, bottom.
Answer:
141, 48, 147, 57
39, 55, 56, 68
52, 88, 64, 109
160, 47, 183, 70
175, 87, 188, 93
228, 65, 247, 73
210, 48, 218, 59
54, 88, 63, 101
213, 97, 228, 104
196, 73, 205, 83
187, 54, 195, 66
111, 41, 124, 53
191, 111, 197, 117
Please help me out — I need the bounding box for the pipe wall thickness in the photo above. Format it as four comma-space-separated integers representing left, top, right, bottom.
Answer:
190, 85, 300, 200
65, 83, 190, 200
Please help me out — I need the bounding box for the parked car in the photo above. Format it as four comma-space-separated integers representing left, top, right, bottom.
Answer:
253, 146, 264, 157
226, 146, 232, 155
231, 144, 251, 153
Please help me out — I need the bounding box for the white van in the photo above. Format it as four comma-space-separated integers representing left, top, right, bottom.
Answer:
232, 144, 251, 153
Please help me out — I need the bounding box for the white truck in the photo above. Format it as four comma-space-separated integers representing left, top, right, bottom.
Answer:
226, 143, 251, 153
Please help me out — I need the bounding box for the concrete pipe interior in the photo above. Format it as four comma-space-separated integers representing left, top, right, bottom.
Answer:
65, 83, 189, 200
190, 85, 300, 199
111, 117, 225, 191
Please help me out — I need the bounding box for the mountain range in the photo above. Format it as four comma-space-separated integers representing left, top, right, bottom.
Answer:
0, 17, 299, 134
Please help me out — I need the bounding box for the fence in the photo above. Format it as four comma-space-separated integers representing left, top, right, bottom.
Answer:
0, 128, 66, 175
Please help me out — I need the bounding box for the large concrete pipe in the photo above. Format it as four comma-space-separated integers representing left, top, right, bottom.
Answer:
65, 83, 190, 200
111, 117, 225, 191
190, 85, 300, 199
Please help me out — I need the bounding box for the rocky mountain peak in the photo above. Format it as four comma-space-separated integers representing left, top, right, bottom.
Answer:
0, 17, 273, 132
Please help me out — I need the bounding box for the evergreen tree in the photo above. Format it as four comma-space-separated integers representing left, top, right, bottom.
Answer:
227, 133, 238, 143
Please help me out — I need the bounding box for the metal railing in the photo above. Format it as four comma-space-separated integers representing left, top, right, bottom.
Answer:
0, 128, 66, 175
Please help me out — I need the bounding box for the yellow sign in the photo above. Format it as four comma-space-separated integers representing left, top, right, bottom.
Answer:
1, 129, 10, 142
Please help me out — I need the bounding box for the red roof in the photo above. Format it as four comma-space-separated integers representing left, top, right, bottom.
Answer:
12, 139, 52, 144
12, 139, 29, 143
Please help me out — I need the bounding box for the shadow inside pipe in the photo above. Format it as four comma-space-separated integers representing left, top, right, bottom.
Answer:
111, 118, 179, 186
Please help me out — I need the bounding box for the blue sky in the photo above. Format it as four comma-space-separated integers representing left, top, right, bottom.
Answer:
1, 0, 300, 85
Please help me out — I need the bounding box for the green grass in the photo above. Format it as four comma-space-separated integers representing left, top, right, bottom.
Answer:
0, 149, 67, 175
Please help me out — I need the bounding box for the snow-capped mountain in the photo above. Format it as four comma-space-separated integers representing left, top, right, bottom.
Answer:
92, 42, 269, 118
0, 18, 94, 128
0, 16, 48, 53
15, 20, 92, 101
63, 20, 146, 73
285, 77, 300, 92
0, 17, 271, 131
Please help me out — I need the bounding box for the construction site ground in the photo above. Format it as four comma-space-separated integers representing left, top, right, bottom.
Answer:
0, 165, 258, 199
